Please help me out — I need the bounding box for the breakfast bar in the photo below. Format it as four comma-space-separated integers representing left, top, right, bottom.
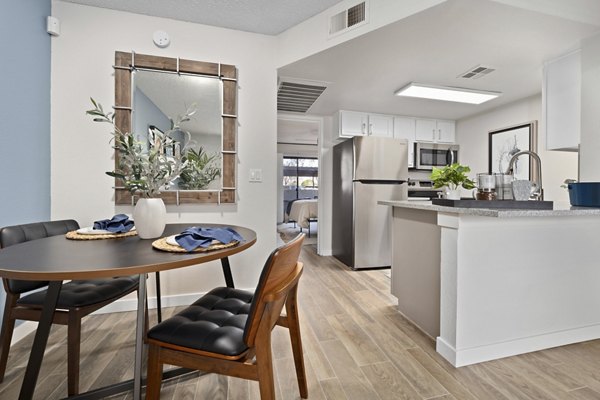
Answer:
379, 200, 600, 367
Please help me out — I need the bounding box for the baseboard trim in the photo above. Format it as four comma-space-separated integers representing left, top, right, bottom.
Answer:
437, 324, 600, 367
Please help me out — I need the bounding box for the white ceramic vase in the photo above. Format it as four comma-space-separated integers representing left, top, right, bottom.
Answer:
445, 189, 461, 200
133, 198, 166, 239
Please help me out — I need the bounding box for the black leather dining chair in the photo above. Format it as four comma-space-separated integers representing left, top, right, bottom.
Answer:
145, 233, 307, 400
0, 219, 140, 396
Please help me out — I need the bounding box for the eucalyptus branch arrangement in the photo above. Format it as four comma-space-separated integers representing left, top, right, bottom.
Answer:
430, 163, 476, 190
86, 98, 195, 198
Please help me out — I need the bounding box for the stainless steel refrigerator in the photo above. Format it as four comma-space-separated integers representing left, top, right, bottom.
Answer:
332, 136, 408, 269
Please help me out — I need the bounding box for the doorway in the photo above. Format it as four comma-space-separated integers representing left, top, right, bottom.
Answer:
276, 115, 322, 251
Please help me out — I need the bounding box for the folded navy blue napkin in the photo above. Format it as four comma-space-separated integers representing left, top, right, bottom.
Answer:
93, 214, 134, 233
175, 227, 243, 252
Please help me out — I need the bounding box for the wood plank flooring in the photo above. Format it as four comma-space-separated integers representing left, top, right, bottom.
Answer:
2, 244, 600, 399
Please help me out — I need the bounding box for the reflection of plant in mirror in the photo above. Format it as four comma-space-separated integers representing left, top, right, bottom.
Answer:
86, 98, 195, 198
179, 147, 221, 190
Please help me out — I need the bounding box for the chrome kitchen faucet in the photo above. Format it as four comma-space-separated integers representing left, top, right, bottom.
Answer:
505, 150, 544, 201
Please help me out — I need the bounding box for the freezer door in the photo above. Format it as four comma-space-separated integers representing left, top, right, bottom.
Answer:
353, 182, 405, 268
353, 136, 408, 181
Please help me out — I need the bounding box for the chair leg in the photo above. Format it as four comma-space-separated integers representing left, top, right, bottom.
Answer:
0, 293, 18, 382
286, 286, 308, 398
146, 344, 163, 400
255, 331, 276, 400
67, 313, 81, 396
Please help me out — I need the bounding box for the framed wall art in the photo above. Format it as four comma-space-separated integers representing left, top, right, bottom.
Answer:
488, 121, 538, 180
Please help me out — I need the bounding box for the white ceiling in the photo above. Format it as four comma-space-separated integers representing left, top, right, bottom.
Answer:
278, 0, 600, 121
61, 0, 344, 35
62, 0, 600, 143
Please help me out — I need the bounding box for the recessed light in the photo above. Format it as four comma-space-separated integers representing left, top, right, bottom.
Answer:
394, 82, 501, 104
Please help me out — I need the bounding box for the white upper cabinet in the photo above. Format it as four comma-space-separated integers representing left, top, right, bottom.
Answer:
339, 110, 368, 136
393, 116, 415, 168
335, 111, 393, 138
415, 119, 455, 143
335, 111, 455, 151
544, 49, 581, 151
368, 114, 394, 137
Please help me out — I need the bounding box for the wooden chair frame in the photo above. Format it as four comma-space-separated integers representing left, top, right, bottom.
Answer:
0, 219, 142, 396
0, 283, 140, 395
146, 236, 307, 400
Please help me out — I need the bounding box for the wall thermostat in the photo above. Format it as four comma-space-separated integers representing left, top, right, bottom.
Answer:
152, 31, 170, 48
47, 16, 60, 36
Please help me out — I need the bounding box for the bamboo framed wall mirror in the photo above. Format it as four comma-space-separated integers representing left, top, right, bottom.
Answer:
113, 51, 237, 205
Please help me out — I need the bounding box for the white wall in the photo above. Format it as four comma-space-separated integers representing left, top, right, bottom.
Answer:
579, 32, 600, 181
276, 0, 446, 68
51, 1, 278, 298
276, 144, 318, 157
319, 116, 335, 256
457, 95, 578, 203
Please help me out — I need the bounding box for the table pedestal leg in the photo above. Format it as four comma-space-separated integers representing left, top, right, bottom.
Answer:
221, 257, 234, 288
133, 274, 147, 400
19, 280, 62, 400
154, 272, 162, 323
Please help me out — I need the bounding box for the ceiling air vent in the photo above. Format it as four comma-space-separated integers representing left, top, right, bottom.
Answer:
277, 78, 328, 113
458, 65, 496, 79
329, 1, 368, 36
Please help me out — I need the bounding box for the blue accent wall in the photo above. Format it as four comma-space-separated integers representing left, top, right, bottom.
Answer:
0, 0, 52, 320
0, 0, 51, 226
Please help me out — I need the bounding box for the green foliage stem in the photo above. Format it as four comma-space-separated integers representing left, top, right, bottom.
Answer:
87, 98, 195, 198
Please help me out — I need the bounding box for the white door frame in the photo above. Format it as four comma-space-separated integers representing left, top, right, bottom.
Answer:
277, 113, 324, 254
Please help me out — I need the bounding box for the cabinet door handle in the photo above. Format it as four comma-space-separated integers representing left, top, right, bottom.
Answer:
432, 129, 435, 141
362, 123, 366, 135
438, 129, 442, 141
369, 123, 373, 135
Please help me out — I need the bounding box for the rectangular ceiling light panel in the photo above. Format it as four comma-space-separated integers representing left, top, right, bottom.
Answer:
394, 83, 500, 104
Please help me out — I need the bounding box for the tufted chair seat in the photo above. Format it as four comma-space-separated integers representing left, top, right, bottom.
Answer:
148, 287, 252, 357
0, 219, 141, 397
17, 277, 139, 309
146, 234, 308, 400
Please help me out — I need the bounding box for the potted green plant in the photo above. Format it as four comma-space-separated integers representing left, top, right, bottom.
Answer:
86, 98, 195, 238
430, 163, 475, 200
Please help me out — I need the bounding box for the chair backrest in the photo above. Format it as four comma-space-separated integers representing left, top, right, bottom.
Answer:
0, 219, 80, 294
243, 233, 304, 346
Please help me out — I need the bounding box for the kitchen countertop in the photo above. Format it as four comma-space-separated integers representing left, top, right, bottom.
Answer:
378, 199, 600, 218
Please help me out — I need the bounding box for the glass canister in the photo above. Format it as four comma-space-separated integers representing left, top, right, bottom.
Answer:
494, 173, 514, 200
476, 173, 496, 200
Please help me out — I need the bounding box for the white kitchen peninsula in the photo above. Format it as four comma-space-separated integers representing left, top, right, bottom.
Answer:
379, 200, 600, 367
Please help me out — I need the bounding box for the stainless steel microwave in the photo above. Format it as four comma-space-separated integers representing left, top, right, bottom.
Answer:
414, 142, 459, 170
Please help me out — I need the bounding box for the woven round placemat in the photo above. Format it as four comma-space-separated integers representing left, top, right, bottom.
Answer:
65, 230, 138, 240
152, 237, 239, 253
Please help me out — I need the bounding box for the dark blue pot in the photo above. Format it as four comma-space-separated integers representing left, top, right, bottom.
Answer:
568, 182, 600, 207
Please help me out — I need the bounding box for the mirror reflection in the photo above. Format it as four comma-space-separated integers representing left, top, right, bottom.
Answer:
132, 70, 223, 190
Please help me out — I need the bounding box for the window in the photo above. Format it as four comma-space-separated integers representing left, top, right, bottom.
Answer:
283, 157, 318, 218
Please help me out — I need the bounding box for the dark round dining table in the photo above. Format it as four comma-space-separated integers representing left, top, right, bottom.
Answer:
0, 223, 257, 400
